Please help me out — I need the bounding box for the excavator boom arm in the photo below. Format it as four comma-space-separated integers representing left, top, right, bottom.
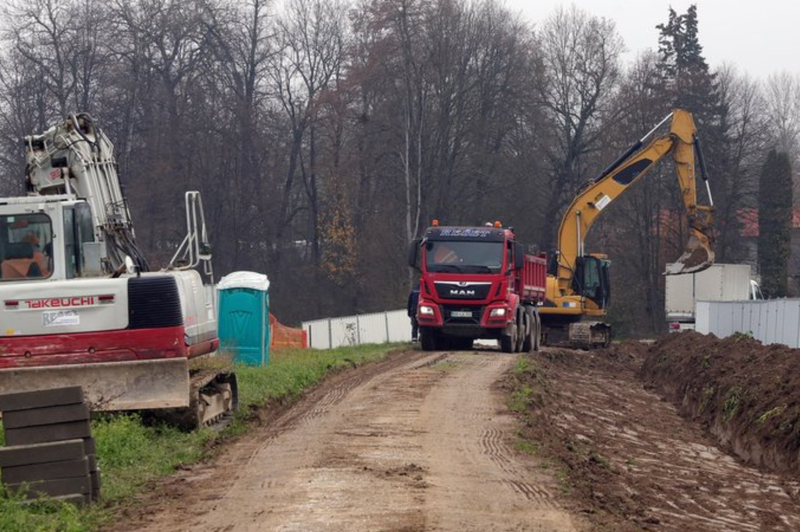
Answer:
554, 109, 715, 290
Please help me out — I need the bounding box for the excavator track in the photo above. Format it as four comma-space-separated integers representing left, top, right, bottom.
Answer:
568, 321, 611, 350
154, 368, 239, 431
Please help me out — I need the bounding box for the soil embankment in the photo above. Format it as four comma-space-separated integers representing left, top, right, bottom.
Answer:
513, 337, 800, 531
641, 331, 800, 475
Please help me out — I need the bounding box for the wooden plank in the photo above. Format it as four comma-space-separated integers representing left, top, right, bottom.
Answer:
90, 469, 101, 501
0, 439, 85, 468
0, 387, 84, 413
6, 476, 92, 498
84, 437, 96, 455
5, 420, 91, 446
20, 493, 90, 506
1, 458, 89, 484
2, 403, 90, 429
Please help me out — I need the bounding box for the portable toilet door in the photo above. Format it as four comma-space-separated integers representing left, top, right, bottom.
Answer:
217, 271, 270, 366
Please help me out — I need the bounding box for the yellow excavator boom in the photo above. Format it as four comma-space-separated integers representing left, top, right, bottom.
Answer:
541, 109, 715, 347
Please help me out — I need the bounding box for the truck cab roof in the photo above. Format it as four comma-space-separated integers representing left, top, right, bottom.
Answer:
424, 226, 508, 242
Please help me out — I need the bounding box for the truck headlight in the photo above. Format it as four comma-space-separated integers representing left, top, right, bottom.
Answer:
489, 308, 506, 317
420, 305, 435, 316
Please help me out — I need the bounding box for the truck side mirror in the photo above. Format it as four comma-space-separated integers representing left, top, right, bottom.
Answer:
514, 242, 524, 270
408, 239, 421, 270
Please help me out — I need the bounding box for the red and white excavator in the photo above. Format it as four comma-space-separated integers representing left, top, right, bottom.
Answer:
0, 113, 237, 429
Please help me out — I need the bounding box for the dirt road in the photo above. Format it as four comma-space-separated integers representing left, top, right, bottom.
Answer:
111, 343, 800, 532
114, 350, 582, 532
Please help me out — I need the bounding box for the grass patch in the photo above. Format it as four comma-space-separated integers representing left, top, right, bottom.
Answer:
509, 385, 534, 413
0, 343, 401, 531
756, 404, 787, 425
0, 484, 89, 532
699, 385, 716, 413
507, 356, 548, 414
723, 386, 743, 422
514, 439, 538, 455
430, 360, 462, 372
513, 356, 539, 379
93, 414, 212, 501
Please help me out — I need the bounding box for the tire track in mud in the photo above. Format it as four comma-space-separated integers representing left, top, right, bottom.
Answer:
109, 349, 581, 532
540, 348, 800, 532
110, 350, 432, 532
420, 353, 577, 531
477, 427, 555, 506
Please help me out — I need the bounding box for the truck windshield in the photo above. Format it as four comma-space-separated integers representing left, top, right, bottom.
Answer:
425, 241, 504, 273
0, 213, 53, 280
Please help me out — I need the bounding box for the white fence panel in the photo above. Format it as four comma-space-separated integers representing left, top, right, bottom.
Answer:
302, 309, 412, 349
696, 301, 711, 334
702, 299, 800, 348
758, 303, 769, 342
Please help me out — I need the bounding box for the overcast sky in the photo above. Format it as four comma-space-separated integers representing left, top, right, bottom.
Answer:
504, 0, 799, 80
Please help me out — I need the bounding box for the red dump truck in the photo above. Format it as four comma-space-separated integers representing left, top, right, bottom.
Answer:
407, 222, 546, 352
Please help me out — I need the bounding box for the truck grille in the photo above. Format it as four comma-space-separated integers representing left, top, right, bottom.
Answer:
434, 281, 491, 300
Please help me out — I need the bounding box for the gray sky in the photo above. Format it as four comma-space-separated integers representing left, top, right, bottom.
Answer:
504, 0, 800, 80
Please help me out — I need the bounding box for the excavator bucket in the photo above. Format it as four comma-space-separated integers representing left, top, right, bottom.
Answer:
664, 223, 715, 275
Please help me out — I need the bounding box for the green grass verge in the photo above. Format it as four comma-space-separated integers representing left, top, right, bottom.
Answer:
0, 343, 403, 531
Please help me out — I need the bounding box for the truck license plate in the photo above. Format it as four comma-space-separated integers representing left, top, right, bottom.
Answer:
451, 310, 472, 318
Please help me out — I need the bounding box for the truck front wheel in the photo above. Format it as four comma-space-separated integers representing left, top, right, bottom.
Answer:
420, 329, 438, 351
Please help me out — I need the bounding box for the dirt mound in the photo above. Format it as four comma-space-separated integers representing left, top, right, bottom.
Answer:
538, 341, 649, 372
641, 332, 800, 475
511, 342, 800, 531
511, 346, 659, 530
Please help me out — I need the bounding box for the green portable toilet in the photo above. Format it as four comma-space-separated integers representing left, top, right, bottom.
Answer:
217, 271, 270, 366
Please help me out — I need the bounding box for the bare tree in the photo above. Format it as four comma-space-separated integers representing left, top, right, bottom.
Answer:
713, 65, 770, 262
268, 0, 348, 268
763, 72, 800, 200
535, 5, 624, 248
199, 0, 277, 272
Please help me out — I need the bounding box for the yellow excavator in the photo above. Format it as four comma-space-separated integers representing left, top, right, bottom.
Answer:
539, 109, 715, 348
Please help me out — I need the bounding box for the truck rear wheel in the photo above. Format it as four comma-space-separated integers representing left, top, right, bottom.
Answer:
515, 309, 526, 352
522, 309, 533, 353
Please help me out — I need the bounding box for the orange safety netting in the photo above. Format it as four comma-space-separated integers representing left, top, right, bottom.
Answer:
269, 313, 308, 349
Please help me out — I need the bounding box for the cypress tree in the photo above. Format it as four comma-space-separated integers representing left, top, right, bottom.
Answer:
758, 150, 793, 298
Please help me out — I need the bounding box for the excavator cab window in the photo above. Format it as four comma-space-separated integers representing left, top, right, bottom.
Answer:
573, 256, 611, 309
0, 213, 53, 280
63, 203, 95, 278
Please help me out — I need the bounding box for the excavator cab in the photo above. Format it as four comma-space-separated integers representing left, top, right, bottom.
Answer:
573, 255, 610, 309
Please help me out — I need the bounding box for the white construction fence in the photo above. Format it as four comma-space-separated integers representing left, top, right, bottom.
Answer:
697, 299, 800, 348
302, 309, 412, 349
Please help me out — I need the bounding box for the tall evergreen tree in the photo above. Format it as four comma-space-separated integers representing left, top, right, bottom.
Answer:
655, 5, 720, 117
654, 4, 748, 263
758, 150, 793, 298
